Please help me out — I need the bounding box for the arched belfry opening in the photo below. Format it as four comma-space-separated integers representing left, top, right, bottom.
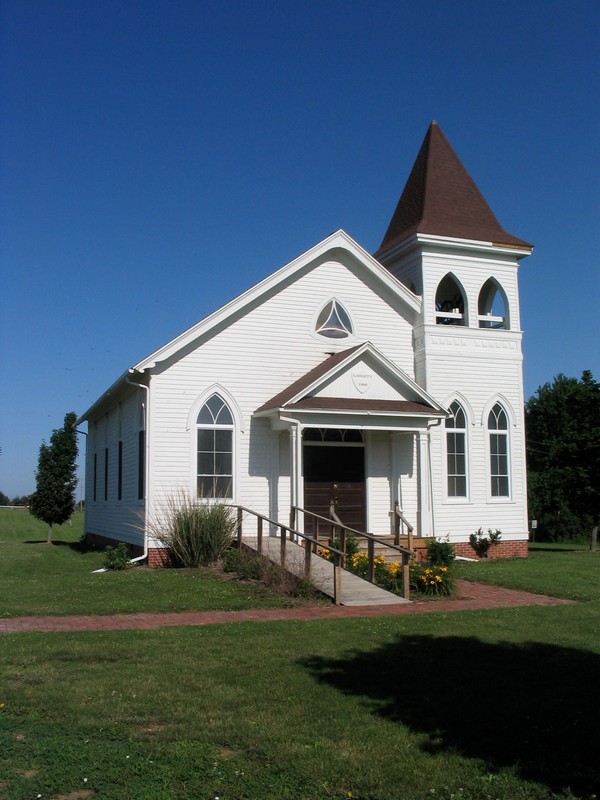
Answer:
478, 278, 509, 329
435, 274, 467, 326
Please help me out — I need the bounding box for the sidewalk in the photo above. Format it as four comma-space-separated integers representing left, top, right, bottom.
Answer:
0, 581, 574, 634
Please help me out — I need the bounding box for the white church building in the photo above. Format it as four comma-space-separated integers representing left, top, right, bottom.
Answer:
79, 122, 532, 563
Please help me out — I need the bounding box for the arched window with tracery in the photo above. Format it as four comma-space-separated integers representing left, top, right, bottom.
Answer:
196, 393, 234, 498
445, 401, 467, 497
488, 402, 510, 497
435, 274, 467, 326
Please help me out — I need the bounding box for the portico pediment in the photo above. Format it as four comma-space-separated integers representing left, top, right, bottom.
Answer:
255, 342, 446, 427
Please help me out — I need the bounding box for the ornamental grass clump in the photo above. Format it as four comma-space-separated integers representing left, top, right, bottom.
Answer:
149, 492, 237, 567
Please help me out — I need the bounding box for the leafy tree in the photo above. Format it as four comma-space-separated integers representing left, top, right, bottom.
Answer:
29, 412, 79, 543
526, 371, 600, 541
0, 490, 10, 506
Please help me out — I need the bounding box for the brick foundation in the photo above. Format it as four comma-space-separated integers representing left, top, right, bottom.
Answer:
88, 534, 528, 567
147, 547, 172, 567
453, 539, 528, 559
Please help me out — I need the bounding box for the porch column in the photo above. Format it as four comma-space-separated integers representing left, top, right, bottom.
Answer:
269, 432, 280, 532
287, 422, 303, 528
417, 430, 433, 537
390, 433, 404, 525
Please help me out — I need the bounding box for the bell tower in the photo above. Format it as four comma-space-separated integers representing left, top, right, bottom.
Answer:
375, 122, 533, 551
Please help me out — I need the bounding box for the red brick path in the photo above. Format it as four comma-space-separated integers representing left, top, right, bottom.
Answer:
0, 581, 574, 634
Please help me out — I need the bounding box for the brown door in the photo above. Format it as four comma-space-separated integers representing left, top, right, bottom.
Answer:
303, 444, 365, 537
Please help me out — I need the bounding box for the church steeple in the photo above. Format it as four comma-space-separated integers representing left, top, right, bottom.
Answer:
376, 121, 531, 254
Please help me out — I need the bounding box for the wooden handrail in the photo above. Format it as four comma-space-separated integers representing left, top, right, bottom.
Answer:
393, 501, 414, 553
296, 504, 414, 558
293, 504, 414, 600
228, 505, 345, 605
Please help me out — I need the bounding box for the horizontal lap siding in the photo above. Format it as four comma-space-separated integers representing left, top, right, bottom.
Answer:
85, 392, 144, 545
149, 259, 417, 518
425, 331, 527, 538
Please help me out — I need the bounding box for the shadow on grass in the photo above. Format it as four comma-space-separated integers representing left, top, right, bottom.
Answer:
529, 544, 587, 553
24, 539, 96, 553
300, 635, 599, 796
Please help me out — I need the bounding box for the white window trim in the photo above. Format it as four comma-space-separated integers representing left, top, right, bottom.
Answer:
443, 400, 470, 503
310, 297, 357, 343
187, 386, 242, 502
484, 400, 513, 502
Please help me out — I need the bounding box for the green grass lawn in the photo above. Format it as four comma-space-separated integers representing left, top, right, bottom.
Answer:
1, 511, 599, 799
0, 510, 320, 617
453, 543, 599, 602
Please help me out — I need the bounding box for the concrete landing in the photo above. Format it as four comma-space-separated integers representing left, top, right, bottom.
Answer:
243, 536, 409, 606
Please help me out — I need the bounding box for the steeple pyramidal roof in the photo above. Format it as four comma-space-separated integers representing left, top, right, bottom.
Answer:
376, 121, 531, 254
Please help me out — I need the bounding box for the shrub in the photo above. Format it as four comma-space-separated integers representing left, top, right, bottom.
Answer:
469, 527, 502, 558
346, 550, 455, 597
149, 492, 237, 567
347, 552, 405, 595
427, 539, 455, 566
329, 530, 360, 560
103, 542, 130, 571
410, 562, 454, 596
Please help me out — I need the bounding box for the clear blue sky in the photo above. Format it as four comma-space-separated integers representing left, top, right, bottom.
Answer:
1, 0, 599, 499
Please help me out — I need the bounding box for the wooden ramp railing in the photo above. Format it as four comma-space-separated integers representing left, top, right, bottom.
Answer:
229, 505, 345, 604
290, 504, 415, 600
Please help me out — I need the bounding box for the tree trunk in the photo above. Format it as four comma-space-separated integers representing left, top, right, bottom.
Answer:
591, 526, 598, 552
47, 523, 53, 544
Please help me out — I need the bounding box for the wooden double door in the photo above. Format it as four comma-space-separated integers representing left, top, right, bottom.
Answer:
303, 443, 365, 536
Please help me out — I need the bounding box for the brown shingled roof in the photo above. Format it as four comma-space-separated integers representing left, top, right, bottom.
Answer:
287, 397, 436, 414
256, 346, 362, 413
376, 121, 532, 254
255, 345, 443, 417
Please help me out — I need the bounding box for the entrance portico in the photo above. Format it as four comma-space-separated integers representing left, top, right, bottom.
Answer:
254, 343, 446, 538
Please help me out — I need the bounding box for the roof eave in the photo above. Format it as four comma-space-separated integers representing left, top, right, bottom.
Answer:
377, 232, 532, 262
77, 368, 147, 424
254, 405, 446, 420
132, 230, 421, 372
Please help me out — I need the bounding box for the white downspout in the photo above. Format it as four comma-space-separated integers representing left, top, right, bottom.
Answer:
126, 372, 150, 564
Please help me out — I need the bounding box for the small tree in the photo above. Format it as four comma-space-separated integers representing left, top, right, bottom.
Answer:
29, 412, 78, 543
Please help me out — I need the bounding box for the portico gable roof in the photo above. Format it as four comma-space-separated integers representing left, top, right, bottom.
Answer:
255, 342, 446, 420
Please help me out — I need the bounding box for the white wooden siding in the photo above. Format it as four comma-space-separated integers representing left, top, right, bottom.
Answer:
84, 391, 145, 545
147, 257, 417, 519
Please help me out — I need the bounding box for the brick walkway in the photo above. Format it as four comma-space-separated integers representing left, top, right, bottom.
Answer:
0, 581, 574, 634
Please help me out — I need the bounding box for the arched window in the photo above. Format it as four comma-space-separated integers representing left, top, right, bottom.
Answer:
435, 274, 467, 326
445, 401, 467, 497
315, 299, 353, 339
488, 403, 509, 497
196, 393, 234, 498
478, 278, 509, 329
